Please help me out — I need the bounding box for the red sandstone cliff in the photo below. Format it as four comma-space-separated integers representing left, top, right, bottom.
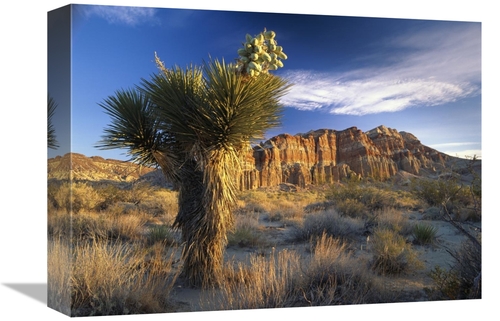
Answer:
238, 125, 453, 189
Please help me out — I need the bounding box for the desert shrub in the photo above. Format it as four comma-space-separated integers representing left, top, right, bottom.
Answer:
359, 187, 396, 211
448, 237, 481, 299
412, 222, 438, 245
121, 181, 154, 204
72, 182, 106, 213
328, 182, 415, 216
264, 199, 305, 224
237, 190, 273, 213
105, 214, 144, 241
93, 184, 126, 210
227, 214, 266, 247
148, 189, 178, 221
373, 208, 413, 236
70, 212, 110, 240
304, 200, 335, 213
430, 237, 481, 299
48, 211, 71, 239
146, 224, 176, 245
410, 177, 469, 208
71, 239, 179, 316
292, 210, 364, 243
50, 181, 71, 213
370, 227, 423, 275
335, 198, 367, 218
105, 201, 141, 216
327, 180, 363, 204
428, 266, 462, 300
238, 189, 323, 218
50, 211, 146, 242
49, 181, 108, 214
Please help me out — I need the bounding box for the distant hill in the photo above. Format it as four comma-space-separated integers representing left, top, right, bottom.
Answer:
47, 153, 157, 182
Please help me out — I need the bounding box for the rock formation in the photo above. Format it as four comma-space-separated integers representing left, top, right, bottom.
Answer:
238, 125, 453, 189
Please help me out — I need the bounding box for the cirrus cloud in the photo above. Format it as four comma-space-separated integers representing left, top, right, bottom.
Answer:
281, 23, 481, 116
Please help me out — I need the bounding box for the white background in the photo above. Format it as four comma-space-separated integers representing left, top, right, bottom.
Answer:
1, 1, 496, 320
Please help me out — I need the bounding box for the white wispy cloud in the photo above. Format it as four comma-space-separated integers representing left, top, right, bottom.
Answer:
441, 149, 482, 159
429, 142, 481, 159
430, 142, 481, 149
81, 5, 159, 26
282, 24, 481, 115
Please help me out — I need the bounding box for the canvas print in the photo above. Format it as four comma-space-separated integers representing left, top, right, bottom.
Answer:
47, 4, 481, 317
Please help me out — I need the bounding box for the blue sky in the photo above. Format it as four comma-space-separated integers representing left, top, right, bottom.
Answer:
48, 4, 481, 161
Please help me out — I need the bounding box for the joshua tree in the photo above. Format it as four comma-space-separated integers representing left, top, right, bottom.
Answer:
97, 30, 291, 287
48, 95, 59, 150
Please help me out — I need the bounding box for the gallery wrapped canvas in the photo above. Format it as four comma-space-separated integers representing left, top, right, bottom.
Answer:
47, 3, 481, 317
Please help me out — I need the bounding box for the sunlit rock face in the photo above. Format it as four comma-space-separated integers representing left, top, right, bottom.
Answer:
239, 125, 451, 189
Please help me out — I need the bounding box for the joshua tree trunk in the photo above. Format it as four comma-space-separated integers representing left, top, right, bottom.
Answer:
154, 150, 236, 288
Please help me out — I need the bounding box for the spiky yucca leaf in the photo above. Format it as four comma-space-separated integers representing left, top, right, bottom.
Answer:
48, 95, 59, 150
141, 56, 204, 149
96, 88, 170, 167
195, 58, 290, 152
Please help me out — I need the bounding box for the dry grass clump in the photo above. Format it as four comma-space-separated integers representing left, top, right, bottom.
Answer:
303, 200, 335, 213
48, 180, 178, 221
334, 198, 367, 218
68, 238, 180, 316
146, 224, 177, 245
370, 227, 423, 275
217, 249, 303, 309
48, 211, 147, 242
372, 208, 413, 236
47, 237, 72, 315
291, 209, 364, 243
327, 181, 421, 217
48, 181, 105, 214
227, 213, 267, 248
215, 233, 384, 310
301, 233, 382, 305
263, 199, 305, 225
48, 178, 183, 316
237, 189, 324, 224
